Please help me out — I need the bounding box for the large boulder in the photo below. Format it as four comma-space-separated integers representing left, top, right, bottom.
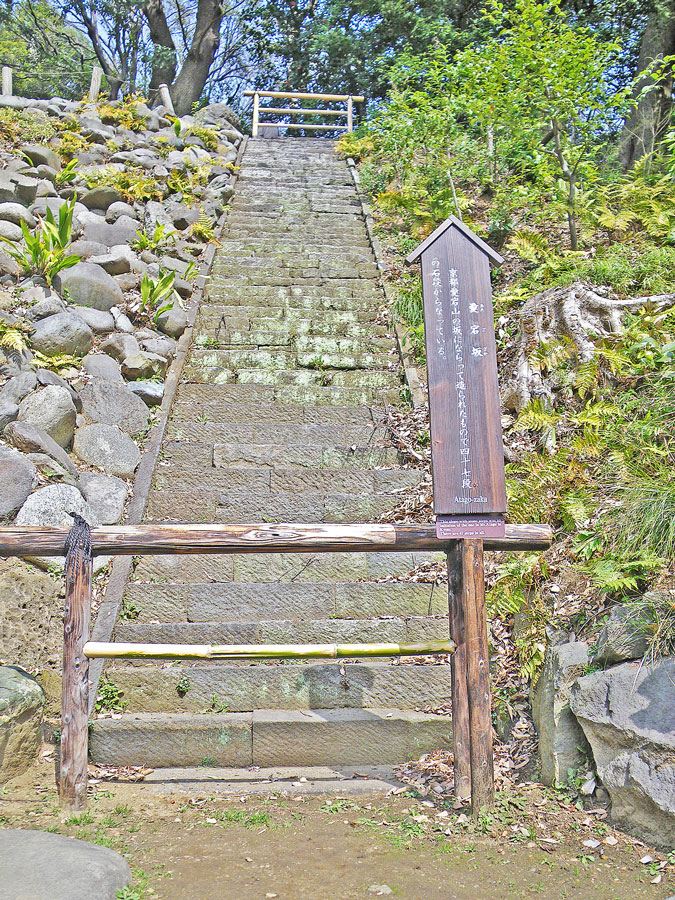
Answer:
594, 602, 650, 665
0, 371, 37, 405
80, 472, 127, 524
80, 214, 139, 248
82, 353, 123, 382
15, 484, 100, 571
73, 424, 140, 477
18, 385, 76, 448
0, 445, 36, 519
31, 312, 94, 357
0, 666, 45, 781
79, 378, 149, 435
194, 102, 241, 130
53, 263, 124, 312
21, 144, 61, 170
4, 420, 78, 477
0, 202, 36, 228
80, 185, 123, 210
532, 641, 591, 785
570, 659, 675, 849
0, 830, 130, 899
99, 333, 139, 363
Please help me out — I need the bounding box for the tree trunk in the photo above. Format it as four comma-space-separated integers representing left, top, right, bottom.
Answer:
144, 0, 178, 96
169, 0, 224, 115
619, 1, 675, 171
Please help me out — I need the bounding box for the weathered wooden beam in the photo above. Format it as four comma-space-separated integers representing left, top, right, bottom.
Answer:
244, 90, 364, 102
0, 522, 553, 557
447, 543, 471, 800
258, 122, 349, 131
462, 539, 494, 812
58, 518, 92, 811
84, 640, 455, 660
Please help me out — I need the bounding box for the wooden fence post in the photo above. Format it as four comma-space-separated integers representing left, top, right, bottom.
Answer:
1, 67, 12, 97
158, 83, 175, 115
461, 538, 494, 812
347, 96, 353, 132
447, 542, 471, 800
88, 66, 102, 102
252, 91, 260, 137
59, 515, 93, 810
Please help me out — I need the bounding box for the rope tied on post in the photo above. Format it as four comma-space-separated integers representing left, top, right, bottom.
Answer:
64, 513, 92, 572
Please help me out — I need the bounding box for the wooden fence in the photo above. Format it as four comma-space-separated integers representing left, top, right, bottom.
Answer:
0, 520, 551, 812
244, 90, 364, 137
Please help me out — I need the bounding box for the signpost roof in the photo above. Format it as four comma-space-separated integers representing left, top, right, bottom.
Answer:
405, 215, 504, 268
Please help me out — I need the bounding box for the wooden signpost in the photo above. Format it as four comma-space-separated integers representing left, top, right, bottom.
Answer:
406, 216, 506, 811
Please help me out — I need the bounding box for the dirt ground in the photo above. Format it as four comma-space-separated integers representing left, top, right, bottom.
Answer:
1, 754, 672, 900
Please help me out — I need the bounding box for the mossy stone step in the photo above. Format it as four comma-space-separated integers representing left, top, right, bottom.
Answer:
166, 420, 391, 446
103, 662, 451, 713
123, 579, 446, 622
181, 366, 401, 390
187, 348, 394, 372
170, 400, 383, 426
176, 382, 396, 408
161, 441, 401, 470
89, 708, 452, 767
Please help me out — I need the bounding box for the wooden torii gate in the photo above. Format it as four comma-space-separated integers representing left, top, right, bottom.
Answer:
407, 216, 511, 810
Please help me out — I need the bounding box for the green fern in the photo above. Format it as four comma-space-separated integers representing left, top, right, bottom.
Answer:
515, 398, 560, 433
506, 228, 550, 262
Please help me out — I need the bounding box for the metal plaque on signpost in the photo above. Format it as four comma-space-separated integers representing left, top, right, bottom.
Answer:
406, 216, 506, 539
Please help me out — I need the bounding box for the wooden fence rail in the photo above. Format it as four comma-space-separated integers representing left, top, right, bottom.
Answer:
0, 519, 552, 812
244, 89, 364, 137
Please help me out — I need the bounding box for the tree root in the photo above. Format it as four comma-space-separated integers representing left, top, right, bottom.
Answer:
501, 281, 675, 412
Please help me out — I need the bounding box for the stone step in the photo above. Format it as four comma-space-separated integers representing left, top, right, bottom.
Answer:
103, 661, 451, 713
114, 616, 448, 647
145, 489, 408, 523
151, 467, 422, 495
197, 305, 386, 328
180, 366, 401, 390
161, 441, 402, 470
89, 708, 452, 767
175, 382, 396, 408
170, 401, 383, 426
203, 294, 384, 314
206, 284, 382, 301
192, 328, 393, 350
124, 578, 446, 621
166, 420, 391, 446
187, 347, 394, 372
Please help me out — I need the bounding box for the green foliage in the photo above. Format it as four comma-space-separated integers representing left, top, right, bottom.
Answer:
95, 677, 127, 713
55, 158, 79, 186
132, 223, 176, 253
98, 97, 148, 132
84, 166, 163, 204
620, 592, 675, 665
189, 212, 219, 244
176, 673, 190, 697
140, 270, 178, 320
187, 125, 219, 151
582, 554, 663, 597
0, 108, 57, 148
0, 197, 80, 283
56, 129, 91, 162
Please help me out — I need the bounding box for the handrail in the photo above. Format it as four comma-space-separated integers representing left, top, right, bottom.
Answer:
244, 89, 363, 136
0, 518, 550, 811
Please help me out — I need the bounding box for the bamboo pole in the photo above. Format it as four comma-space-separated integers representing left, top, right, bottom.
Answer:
59, 517, 92, 810
347, 96, 353, 132
252, 91, 260, 137
84, 640, 455, 660
258, 107, 347, 117
0, 522, 553, 558
462, 539, 494, 812
447, 543, 471, 801
258, 122, 348, 131
244, 90, 364, 102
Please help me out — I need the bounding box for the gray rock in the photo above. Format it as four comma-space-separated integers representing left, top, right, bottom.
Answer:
54, 262, 124, 311
3, 420, 78, 476
207, 173, 235, 201
0, 666, 44, 781
99, 333, 139, 363
73, 423, 140, 477
31, 311, 94, 357
594, 603, 651, 665
155, 304, 187, 338
105, 201, 137, 223
81, 185, 123, 210
0, 829, 130, 899
165, 202, 199, 230
111, 307, 135, 332
0, 250, 21, 275
0, 202, 36, 228
71, 305, 115, 333
21, 144, 62, 170
0, 371, 37, 405
26, 452, 78, 486
69, 239, 108, 259
194, 102, 241, 130
35, 164, 57, 183
79, 378, 149, 434
83, 353, 123, 382
81, 214, 139, 248
532, 641, 591, 785
114, 272, 141, 292
36, 178, 58, 198
15, 483, 99, 564
18, 385, 77, 448
88, 246, 134, 275
0, 220, 22, 242
0, 445, 37, 518
128, 380, 164, 406
141, 336, 176, 359
7, 174, 38, 206
143, 200, 174, 232
27, 296, 64, 321
159, 254, 191, 277
0, 401, 18, 429
570, 659, 675, 849
121, 351, 167, 381
36, 368, 82, 412
80, 472, 128, 524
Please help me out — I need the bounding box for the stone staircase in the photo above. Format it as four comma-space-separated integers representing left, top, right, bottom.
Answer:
90, 138, 452, 768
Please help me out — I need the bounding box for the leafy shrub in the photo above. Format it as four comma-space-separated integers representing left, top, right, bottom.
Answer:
0, 197, 80, 283
0, 108, 57, 147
